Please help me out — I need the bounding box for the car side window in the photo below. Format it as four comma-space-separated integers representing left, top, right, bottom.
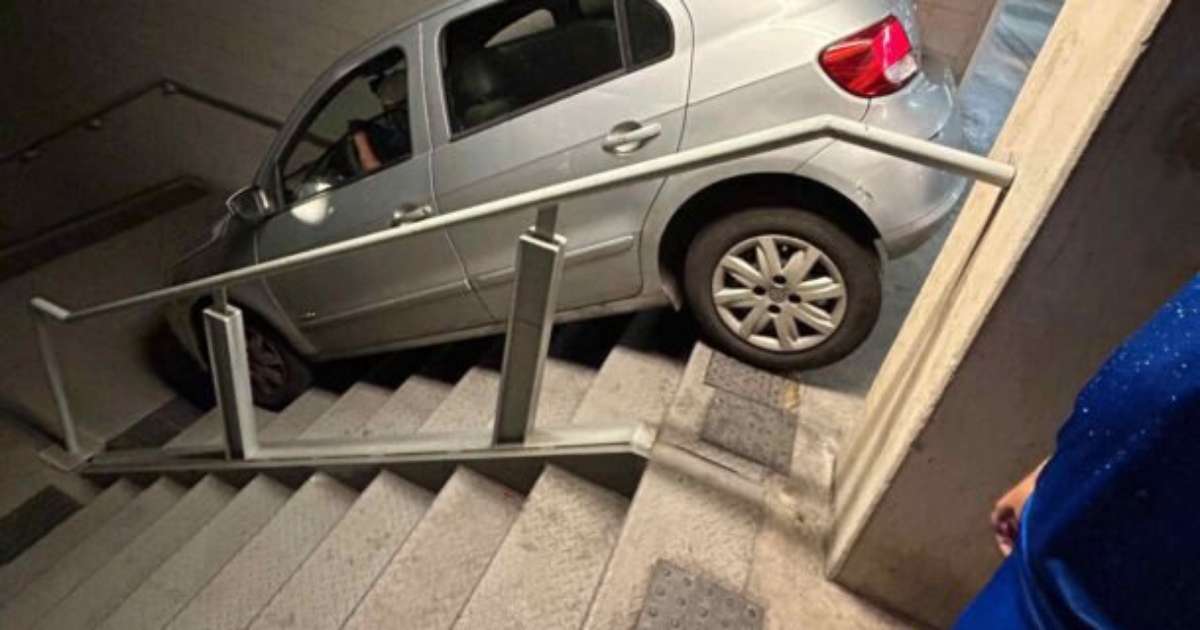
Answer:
625, 0, 672, 67
442, 0, 673, 136
279, 48, 412, 204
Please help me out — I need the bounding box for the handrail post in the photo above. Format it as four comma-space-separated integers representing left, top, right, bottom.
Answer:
203, 293, 259, 459
30, 308, 97, 469
494, 205, 566, 444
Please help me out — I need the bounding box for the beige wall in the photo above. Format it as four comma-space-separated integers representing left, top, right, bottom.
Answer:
830, 0, 1188, 625
917, 0, 999, 76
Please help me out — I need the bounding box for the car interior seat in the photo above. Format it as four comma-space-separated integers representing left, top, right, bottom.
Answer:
449, 2, 622, 131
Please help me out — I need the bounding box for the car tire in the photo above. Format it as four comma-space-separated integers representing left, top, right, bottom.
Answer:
683, 207, 881, 371
239, 316, 312, 411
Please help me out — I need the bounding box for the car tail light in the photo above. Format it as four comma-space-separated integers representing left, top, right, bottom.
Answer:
819, 15, 919, 98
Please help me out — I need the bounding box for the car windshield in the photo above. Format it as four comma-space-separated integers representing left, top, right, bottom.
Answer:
281, 48, 410, 204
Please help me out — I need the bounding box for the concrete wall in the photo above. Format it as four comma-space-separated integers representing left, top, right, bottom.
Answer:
917, 0, 999, 76
0, 0, 441, 246
829, 0, 1188, 625
0, 0, 439, 440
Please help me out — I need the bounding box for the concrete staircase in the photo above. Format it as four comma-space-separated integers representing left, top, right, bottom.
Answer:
0, 311, 908, 629
0, 312, 695, 630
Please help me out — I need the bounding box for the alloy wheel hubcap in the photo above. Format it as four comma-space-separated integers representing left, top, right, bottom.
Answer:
710, 234, 847, 353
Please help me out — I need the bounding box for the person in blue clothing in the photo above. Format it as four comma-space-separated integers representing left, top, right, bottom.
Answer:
956, 273, 1200, 628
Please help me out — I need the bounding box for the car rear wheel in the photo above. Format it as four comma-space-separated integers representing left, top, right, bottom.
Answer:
683, 207, 881, 371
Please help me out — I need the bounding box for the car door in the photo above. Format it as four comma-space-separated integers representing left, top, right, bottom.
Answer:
424, 0, 692, 318
257, 27, 492, 356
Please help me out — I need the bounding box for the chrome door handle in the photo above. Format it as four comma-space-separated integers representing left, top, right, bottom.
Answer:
391, 204, 433, 227
602, 121, 662, 155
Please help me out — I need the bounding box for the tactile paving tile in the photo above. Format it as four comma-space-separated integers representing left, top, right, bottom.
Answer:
701, 392, 797, 473
635, 560, 764, 630
704, 351, 798, 410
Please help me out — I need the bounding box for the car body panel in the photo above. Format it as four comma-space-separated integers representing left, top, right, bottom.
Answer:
252, 24, 494, 355
796, 55, 968, 257
424, 0, 693, 318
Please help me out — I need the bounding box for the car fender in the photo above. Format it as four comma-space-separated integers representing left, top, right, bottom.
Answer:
637, 140, 836, 296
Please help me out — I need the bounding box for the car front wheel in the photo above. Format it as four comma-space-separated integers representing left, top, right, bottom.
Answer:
683, 207, 882, 371
242, 318, 312, 411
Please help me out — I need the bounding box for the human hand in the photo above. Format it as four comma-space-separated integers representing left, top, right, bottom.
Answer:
991, 460, 1047, 556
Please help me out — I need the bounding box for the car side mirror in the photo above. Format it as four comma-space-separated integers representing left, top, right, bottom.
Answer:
226, 186, 272, 223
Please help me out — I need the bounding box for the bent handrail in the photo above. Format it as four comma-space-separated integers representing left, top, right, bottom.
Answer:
29, 114, 1015, 324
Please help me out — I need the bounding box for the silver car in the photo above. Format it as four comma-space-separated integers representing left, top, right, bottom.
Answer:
169, 0, 968, 408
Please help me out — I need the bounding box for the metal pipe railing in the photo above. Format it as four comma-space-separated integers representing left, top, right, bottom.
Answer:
31, 115, 1013, 324
28, 113, 1016, 467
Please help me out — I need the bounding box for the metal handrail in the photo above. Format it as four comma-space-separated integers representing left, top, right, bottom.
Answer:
1, 78, 286, 165
28, 113, 1016, 469
30, 114, 1014, 323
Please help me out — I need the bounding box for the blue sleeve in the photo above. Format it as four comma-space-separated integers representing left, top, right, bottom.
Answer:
957, 274, 1200, 629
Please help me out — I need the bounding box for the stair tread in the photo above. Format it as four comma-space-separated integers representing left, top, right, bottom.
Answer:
452, 466, 627, 630
344, 467, 523, 630
0, 478, 186, 630
164, 474, 357, 630
420, 357, 596, 434
0, 480, 138, 606
165, 406, 278, 450
571, 312, 689, 428
35, 476, 236, 630
360, 374, 456, 438
360, 343, 486, 438
581, 462, 762, 630
97, 476, 292, 630
258, 388, 339, 442
299, 357, 415, 440
249, 472, 432, 630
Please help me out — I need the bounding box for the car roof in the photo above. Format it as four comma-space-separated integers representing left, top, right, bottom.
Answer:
340, 0, 473, 59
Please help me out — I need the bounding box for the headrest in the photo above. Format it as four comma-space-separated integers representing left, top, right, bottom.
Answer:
451, 54, 507, 105
374, 69, 407, 106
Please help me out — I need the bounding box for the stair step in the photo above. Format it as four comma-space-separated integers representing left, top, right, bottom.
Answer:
249, 472, 432, 630
360, 343, 486, 438
581, 464, 762, 630
165, 407, 278, 450
420, 359, 597, 433
298, 357, 416, 439
361, 374, 456, 437
97, 476, 292, 630
164, 474, 357, 630
34, 476, 236, 630
452, 466, 627, 630
0, 478, 186, 630
418, 366, 501, 433
0, 480, 138, 606
259, 388, 339, 441
571, 311, 690, 428
344, 467, 523, 630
